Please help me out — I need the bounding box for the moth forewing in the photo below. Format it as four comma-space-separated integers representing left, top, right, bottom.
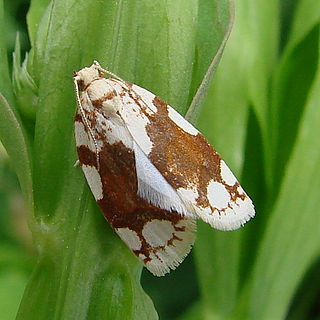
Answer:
73, 61, 255, 276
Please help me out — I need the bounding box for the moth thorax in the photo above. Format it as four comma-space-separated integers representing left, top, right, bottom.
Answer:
86, 79, 112, 101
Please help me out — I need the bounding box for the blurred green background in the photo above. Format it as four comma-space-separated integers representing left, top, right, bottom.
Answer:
1, 0, 320, 319
1, 2, 33, 320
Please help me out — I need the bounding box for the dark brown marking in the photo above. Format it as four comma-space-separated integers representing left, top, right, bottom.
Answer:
74, 112, 82, 123
77, 145, 97, 168
76, 139, 189, 261
75, 76, 98, 92
76, 79, 86, 92
225, 182, 246, 202
144, 96, 223, 209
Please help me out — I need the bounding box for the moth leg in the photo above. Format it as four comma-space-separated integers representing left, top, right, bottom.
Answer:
73, 160, 80, 167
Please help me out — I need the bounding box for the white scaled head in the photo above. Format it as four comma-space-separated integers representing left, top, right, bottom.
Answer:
73, 61, 105, 87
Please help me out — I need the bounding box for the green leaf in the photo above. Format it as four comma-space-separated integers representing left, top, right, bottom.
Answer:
0, 0, 33, 213
186, 0, 234, 123
286, 261, 320, 320
0, 269, 29, 320
0, 0, 13, 105
245, 0, 279, 135
267, 0, 320, 195
248, 34, 320, 319
26, 0, 51, 46
12, 34, 38, 121
194, 1, 278, 319
0, 245, 33, 319
287, 0, 320, 50
177, 300, 203, 320
0, 94, 33, 214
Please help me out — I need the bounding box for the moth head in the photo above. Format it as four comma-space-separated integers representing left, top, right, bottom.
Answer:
73, 61, 105, 89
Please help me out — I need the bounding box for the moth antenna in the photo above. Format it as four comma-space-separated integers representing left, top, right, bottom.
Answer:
93, 60, 127, 83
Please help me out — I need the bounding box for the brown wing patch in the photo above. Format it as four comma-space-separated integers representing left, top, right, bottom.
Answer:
145, 96, 222, 209
80, 140, 195, 274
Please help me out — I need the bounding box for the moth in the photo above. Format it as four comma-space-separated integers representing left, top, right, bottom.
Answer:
73, 61, 255, 276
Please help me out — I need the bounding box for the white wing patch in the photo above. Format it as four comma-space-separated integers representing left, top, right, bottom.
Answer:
207, 181, 231, 210
220, 160, 237, 186
206, 197, 255, 231
82, 165, 104, 201
74, 120, 96, 153
142, 220, 176, 247
115, 228, 142, 251
167, 107, 198, 135
115, 218, 196, 277
142, 219, 196, 277
177, 179, 255, 231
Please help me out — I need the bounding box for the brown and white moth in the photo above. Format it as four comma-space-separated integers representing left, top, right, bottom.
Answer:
73, 61, 255, 276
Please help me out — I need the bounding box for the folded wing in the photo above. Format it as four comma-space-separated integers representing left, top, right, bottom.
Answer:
117, 82, 255, 231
